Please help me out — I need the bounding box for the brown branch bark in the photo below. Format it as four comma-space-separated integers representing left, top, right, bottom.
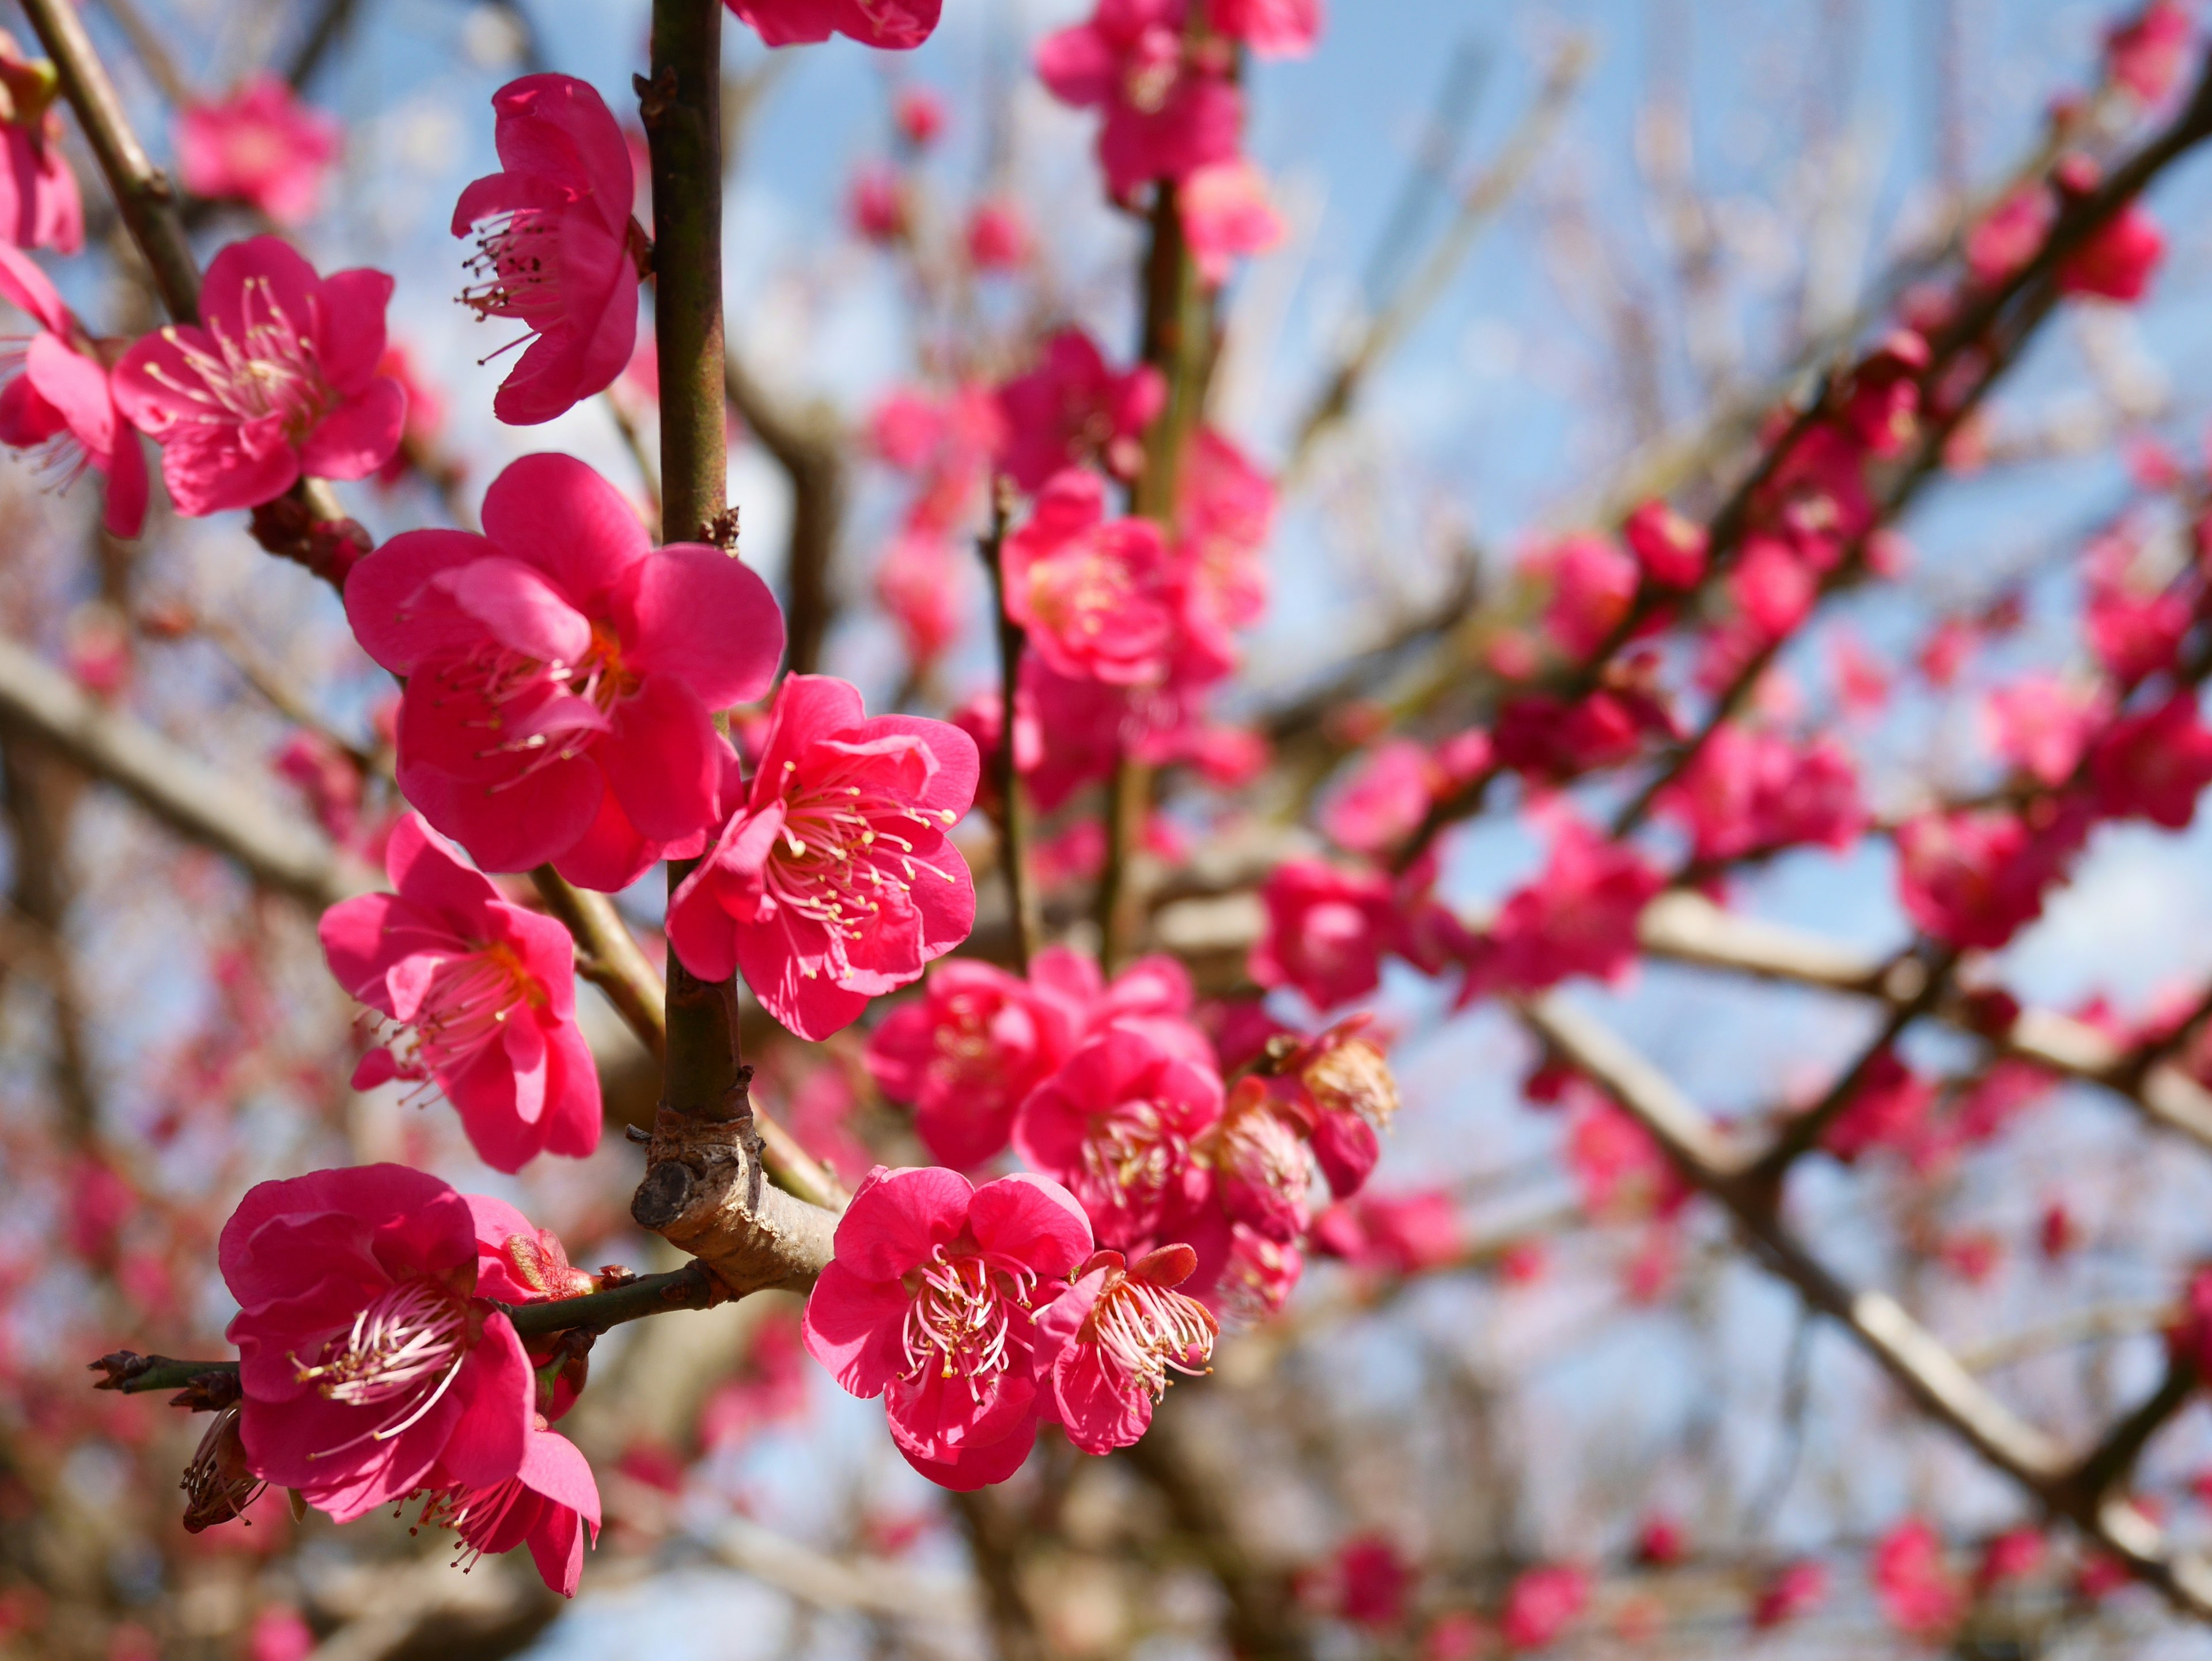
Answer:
724, 350, 847, 675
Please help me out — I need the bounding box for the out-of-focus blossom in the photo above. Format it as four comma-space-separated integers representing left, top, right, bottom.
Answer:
0, 244, 146, 535
1820, 1050, 1936, 1164
1895, 805, 2088, 949
372, 344, 448, 489
1251, 858, 1396, 1010
848, 162, 907, 243
0, 31, 82, 252
1501, 1564, 1588, 1650
2085, 534, 2190, 683
1032, 1243, 1217, 1453
1036, 0, 1241, 200
2088, 694, 2212, 828
1623, 498, 1706, 589
2061, 198, 2164, 302
668, 675, 977, 1041
1751, 1561, 1828, 1628
451, 75, 644, 426
1180, 158, 1285, 283
1985, 674, 2105, 785
1463, 818, 1662, 997
726, 0, 941, 48
1871, 1518, 1965, 1639
966, 199, 1033, 270
2108, 0, 2195, 100
320, 814, 601, 1171
801, 1167, 1091, 1488
1207, 0, 1321, 55
1312, 1189, 1461, 1276
1659, 724, 1865, 862
1977, 1527, 2047, 1591
1001, 469, 1180, 685
1321, 740, 1438, 857
221, 1166, 534, 1524
876, 529, 969, 670
113, 237, 404, 514
349, 452, 777, 877
1176, 426, 1274, 631
247, 1609, 313, 1661
1529, 532, 1636, 659
894, 85, 946, 146
994, 327, 1164, 492
176, 76, 342, 225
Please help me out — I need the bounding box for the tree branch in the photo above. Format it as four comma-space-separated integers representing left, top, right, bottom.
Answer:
724, 350, 846, 675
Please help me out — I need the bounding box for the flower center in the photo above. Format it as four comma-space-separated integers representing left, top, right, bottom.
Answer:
459, 211, 563, 361
1123, 25, 1184, 114
763, 751, 960, 977
1082, 1273, 1217, 1399
901, 1246, 1036, 1400
1081, 1097, 1190, 1208
1027, 546, 1142, 644
417, 615, 639, 787
290, 1278, 471, 1456
410, 939, 541, 1076
416, 1471, 531, 1571
1304, 1039, 1400, 1130
145, 277, 339, 443
1209, 1098, 1310, 1206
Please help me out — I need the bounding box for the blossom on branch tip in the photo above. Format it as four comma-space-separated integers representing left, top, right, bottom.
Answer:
177, 77, 342, 226
801, 1166, 1092, 1489
994, 327, 1164, 493
451, 75, 646, 426
219, 1165, 536, 1525
112, 237, 405, 515
319, 814, 601, 1172
345, 452, 782, 878
726, 0, 941, 49
0, 31, 81, 253
0, 244, 147, 535
666, 674, 978, 1042
1032, 1243, 1218, 1454
1036, 0, 1243, 200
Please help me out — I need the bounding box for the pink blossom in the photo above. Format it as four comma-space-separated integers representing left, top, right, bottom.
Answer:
1751, 1561, 1828, 1628
0, 244, 146, 535
1036, 0, 1242, 200
1206, 0, 1321, 55
248, 1609, 313, 1661
994, 327, 1165, 493
1501, 1564, 1588, 1650
1529, 533, 1636, 659
1985, 674, 2105, 785
2089, 694, 2212, 828
1201, 1077, 1315, 1244
1022, 657, 1128, 809
275, 729, 365, 846
451, 75, 644, 426
1176, 426, 1274, 630
1273, 1016, 1399, 1199
1250, 858, 1396, 1010
1829, 629, 1892, 713
2061, 200, 2164, 302
1312, 1189, 1460, 1276
1325, 1535, 1413, 1627
1001, 469, 1180, 685
1968, 187, 2056, 287
1016, 1023, 1222, 1253
372, 344, 448, 490
346, 452, 777, 877
1623, 498, 1706, 589
725, 0, 941, 49
1493, 690, 1665, 780
415, 1419, 600, 1596
966, 200, 1032, 270
1466, 819, 1662, 997
2086, 557, 2189, 683
876, 529, 969, 669
866, 949, 1090, 1168
848, 162, 907, 243
1565, 1099, 1679, 1217
667, 675, 978, 1041
0, 32, 82, 253
701, 1306, 811, 1448
1321, 740, 1438, 857
894, 86, 947, 146
1729, 534, 1817, 640
319, 815, 601, 1172
801, 1166, 1092, 1489
2108, 0, 2195, 100
176, 76, 342, 226
1871, 1518, 1965, 1638
220, 1165, 534, 1524
1820, 1050, 1936, 1163
1895, 806, 2087, 949
112, 237, 404, 514
1032, 1243, 1217, 1454
1180, 159, 1285, 284
1976, 1527, 2047, 1591
1839, 330, 1929, 457
1658, 724, 1865, 863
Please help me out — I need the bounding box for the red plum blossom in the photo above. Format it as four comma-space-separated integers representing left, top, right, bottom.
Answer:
726, 0, 941, 49
0, 243, 147, 535
1207, 0, 1322, 55
177, 77, 343, 226
415, 1420, 600, 1597
994, 327, 1164, 492
1031, 1243, 1217, 1454
1036, 0, 1242, 200
0, 31, 82, 253
1001, 469, 1180, 686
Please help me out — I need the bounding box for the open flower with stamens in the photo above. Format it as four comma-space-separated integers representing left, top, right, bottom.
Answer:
1001, 469, 1180, 687
414, 1418, 600, 1596
667, 675, 978, 1042
345, 452, 783, 876
319, 814, 600, 1172
1033, 1244, 1217, 1454
0, 244, 146, 536
1201, 1076, 1314, 1243
1014, 1023, 1224, 1253
725, 0, 941, 49
1274, 1015, 1402, 1199
994, 327, 1164, 493
0, 30, 81, 253
802, 1166, 1093, 1490
221, 1165, 534, 1524
450, 75, 646, 426
112, 236, 406, 514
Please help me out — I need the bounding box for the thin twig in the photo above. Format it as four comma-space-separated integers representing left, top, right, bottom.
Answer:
977, 480, 1039, 974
